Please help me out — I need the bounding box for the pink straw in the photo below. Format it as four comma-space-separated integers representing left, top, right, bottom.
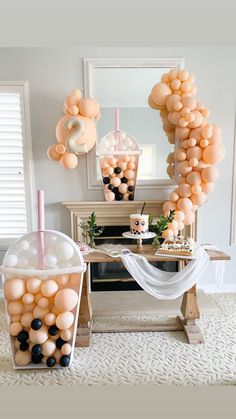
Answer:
115, 108, 119, 152
37, 190, 45, 269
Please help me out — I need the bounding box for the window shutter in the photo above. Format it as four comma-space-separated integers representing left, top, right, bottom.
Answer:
0, 91, 28, 240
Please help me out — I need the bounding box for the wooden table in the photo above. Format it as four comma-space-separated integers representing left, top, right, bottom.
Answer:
76, 245, 230, 346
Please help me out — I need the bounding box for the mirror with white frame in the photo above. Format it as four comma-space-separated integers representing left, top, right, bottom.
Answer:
83, 58, 185, 189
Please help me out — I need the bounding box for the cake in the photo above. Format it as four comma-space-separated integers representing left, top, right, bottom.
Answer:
158, 236, 195, 256
130, 214, 149, 235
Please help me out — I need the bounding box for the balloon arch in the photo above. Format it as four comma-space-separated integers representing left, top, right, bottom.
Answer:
148, 68, 225, 239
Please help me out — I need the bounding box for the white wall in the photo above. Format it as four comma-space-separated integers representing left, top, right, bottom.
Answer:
0, 47, 235, 291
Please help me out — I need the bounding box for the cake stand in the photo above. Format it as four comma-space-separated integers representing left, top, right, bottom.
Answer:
122, 231, 156, 253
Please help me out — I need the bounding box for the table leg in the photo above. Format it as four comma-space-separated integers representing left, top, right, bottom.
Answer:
76, 264, 93, 347
177, 284, 204, 344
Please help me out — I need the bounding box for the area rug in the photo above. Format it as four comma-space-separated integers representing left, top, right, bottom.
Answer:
0, 293, 235, 386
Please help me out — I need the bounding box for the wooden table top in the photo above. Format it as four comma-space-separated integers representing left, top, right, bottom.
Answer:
83, 244, 231, 263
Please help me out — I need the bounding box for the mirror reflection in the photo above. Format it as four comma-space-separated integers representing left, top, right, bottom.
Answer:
93, 67, 175, 181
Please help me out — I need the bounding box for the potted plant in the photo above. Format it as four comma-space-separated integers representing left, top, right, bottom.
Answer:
149, 210, 175, 249
79, 212, 104, 248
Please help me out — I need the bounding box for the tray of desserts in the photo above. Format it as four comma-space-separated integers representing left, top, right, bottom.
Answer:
155, 236, 199, 259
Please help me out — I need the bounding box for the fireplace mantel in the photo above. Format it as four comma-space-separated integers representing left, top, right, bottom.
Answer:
63, 200, 197, 242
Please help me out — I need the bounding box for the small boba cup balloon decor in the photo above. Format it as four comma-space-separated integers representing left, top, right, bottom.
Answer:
1, 191, 86, 369
47, 88, 100, 170
97, 109, 141, 201
148, 68, 225, 239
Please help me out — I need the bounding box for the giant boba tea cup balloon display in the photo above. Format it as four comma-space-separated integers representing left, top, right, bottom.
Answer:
1, 191, 86, 369
47, 88, 100, 169
148, 68, 225, 239
97, 109, 141, 201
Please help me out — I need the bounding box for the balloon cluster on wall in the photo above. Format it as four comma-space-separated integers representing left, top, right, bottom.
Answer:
47, 89, 100, 169
149, 68, 225, 239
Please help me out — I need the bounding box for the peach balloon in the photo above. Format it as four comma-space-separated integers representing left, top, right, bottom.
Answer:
148, 94, 164, 110
56, 274, 69, 287
171, 79, 181, 91
69, 273, 81, 286
42, 339, 56, 357
56, 312, 74, 330
188, 111, 204, 129
44, 312, 56, 326
168, 191, 179, 202
175, 127, 190, 141
166, 94, 181, 112
201, 182, 215, 194
60, 329, 72, 341
56, 114, 78, 144
191, 184, 202, 194
61, 343, 72, 356
33, 306, 49, 319
29, 326, 48, 344
201, 166, 219, 182
79, 98, 100, 118
191, 192, 207, 206
47, 144, 61, 161
55, 144, 66, 155
182, 96, 196, 111
22, 293, 34, 305
169, 69, 179, 80
41, 280, 58, 298
8, 301, 24, 315
177, 221, 185, 230
186, 146, 202, 160
189, 158, 198, 167
26, 278, 41, 294
21, 313, 34, 328
183, 210, 195, 225
188, 138, 197, 147
181, 81, 192, 93
178, 69, 189, 81
15, 350, 31, 366
38, 297, 49, 309
174, 211, 185, 222
173, 101, 183, 111
202, 144, 225, 165
174, 148, 186, 162
162, 201, 177, 214
9, 322, 22, 336
60, 152, 78, 169
177, 183, 192, 198
4, 278, 25, 301
177, 176, 186, 185
162, 229, 174, 239
177, 198, 193, 211
177, 161, 192, 176
54, 288, 78, 312
200, 139, 209, 148
151, 82, 172, 106
202, 124, 213, 139
186, 171, 202, 185
194, 159, 209, 172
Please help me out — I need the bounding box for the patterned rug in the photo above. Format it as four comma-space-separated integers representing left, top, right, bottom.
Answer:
0, 294, 235, 386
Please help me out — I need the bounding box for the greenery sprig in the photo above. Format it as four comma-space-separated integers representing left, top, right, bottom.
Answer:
79, 212, 104, 245
149, 210, 175, 238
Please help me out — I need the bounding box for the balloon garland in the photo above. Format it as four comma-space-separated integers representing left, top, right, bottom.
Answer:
149, 68, 225, 239
47, 89, 100, 169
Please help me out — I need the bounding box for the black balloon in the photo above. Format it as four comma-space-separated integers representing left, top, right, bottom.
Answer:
59, 355, 70, 367
31, 353, 43, 364
129, 194, 134, 201
48, 325, 59, 336
31, 318, 43, 330
114, 167, 121, 174
128, 185, 135, 192
56, 337, 67, 349
20, 342, 29, 351
121, 177, 128, 183
46, 357, 56, 368
17, 330, 29, 343
31, 344, 42, 356
103, 177, 110, 184
115, 192, 123, 201
108, 184, 115, 191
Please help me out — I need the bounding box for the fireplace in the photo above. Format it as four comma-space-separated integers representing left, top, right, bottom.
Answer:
63, 201, 197, 291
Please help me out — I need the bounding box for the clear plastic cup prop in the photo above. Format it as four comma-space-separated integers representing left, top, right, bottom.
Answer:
97, 109, 141, 202
1, 191, 86, 369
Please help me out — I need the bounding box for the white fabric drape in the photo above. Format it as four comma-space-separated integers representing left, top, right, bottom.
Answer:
121, 246, 221, 300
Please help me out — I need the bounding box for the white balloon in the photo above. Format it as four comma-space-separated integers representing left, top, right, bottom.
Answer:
17, 240, 30, 252
46, 234, 58, 246
119, 131, 126, 140
28, 247, 37, 257
43, 254, 57, 268
56, 241, 74, 260
17, 257, 29, 268
5, 254, 18, 267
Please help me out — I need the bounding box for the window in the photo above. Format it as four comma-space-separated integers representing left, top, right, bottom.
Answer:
0, 82, 35, 247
